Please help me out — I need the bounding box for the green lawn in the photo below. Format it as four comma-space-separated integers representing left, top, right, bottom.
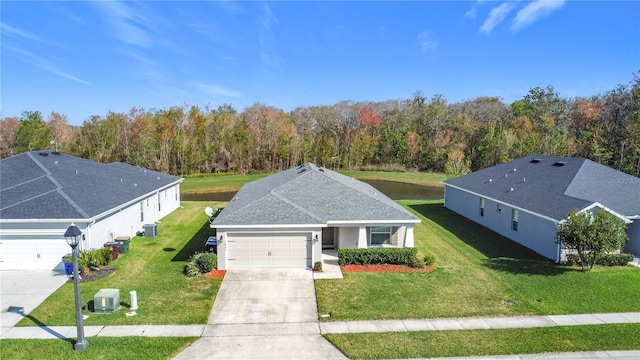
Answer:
0, 337, 196, 360
316, 200, 640, 320
18, 201, 225, 326
325, 324, 640, 360
180, 170, 447, 194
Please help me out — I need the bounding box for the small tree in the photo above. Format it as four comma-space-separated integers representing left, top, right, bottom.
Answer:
557, 208, 628, 271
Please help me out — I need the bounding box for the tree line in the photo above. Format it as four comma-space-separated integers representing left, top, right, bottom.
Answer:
2, 72, 639, 177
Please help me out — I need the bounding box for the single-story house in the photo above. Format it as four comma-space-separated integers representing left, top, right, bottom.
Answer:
443, 154, 640, 262
0, 151, 182, 270
210, 163, 420, 270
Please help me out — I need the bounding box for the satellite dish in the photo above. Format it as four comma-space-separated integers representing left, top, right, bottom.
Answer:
204, 207, 214, 217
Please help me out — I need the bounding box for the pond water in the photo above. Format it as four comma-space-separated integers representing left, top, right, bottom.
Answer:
181, 179, 443, 201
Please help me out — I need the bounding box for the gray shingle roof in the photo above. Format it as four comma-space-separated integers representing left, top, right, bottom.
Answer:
443, 155, 640, 221
212, 163, 420, 226
0, 151, 182, 220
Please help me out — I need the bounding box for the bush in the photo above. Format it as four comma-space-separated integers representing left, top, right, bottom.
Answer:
565, 253, 633, 267
184, 262, 201, 277
184, 252, 217, 276
194, 252, 218, 273
421, 251, 437, 266
313, 261, 323, 272
338, 247, 417, 267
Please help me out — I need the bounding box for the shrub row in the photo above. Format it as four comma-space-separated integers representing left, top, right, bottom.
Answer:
565, 253, 633, 267
338, 247, 417, 267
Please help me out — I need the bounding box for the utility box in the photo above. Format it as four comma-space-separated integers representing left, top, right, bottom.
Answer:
94, 289, 120, 313
143, 224, 157, 238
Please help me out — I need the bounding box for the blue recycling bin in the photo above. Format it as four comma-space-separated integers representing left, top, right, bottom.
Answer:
64, 262, 73, 277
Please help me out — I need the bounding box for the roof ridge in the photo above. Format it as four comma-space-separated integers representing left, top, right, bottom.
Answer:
26, 152, 90, 218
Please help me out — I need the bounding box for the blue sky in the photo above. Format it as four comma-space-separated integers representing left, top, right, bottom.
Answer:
2, 1, 639, 125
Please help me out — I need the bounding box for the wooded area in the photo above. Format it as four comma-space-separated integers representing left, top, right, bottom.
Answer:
2, 72, 639, 177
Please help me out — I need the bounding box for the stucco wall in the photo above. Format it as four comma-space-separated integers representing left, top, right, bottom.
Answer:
444, 186, 560, 261
337, 227, 360, 249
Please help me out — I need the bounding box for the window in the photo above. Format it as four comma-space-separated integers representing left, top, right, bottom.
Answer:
158, 194, 161, 212
479, 198, 485, 217
370, 226, 391, 246
140, 202, 144, 222
512, 209, 519, 231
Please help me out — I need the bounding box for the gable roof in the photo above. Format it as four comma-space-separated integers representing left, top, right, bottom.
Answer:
0, 151, 182, 221
211, 163, 420, 227
443, 154, 640, 221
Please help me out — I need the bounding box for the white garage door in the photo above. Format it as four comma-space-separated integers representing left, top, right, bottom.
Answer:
227, 233, 311, 269
0, 238, 69, 270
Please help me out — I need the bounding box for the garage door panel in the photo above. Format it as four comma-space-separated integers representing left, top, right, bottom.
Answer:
0, 239, 67, 270
227, 233, 311, 269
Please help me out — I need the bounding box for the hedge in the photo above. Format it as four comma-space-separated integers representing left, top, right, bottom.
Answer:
338, 247, 417, 267
565, 253, 633, 267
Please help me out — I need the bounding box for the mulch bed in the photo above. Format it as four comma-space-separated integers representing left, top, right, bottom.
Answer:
341, 264, 435, 273
205, 269, 227, 279
66, 265, 116, 283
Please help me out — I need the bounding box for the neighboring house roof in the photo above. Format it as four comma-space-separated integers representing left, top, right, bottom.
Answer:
212, 163, 420, 227
0, 151, 182, 221
443, 154, 640, 221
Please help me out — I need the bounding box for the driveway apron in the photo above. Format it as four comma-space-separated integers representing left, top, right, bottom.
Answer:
172, 269, 346, 360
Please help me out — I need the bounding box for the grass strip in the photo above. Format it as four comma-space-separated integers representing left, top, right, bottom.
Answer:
324, 324, 640, 359
0, 337, 196, 360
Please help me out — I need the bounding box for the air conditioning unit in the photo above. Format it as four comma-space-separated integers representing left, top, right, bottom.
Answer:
93, 289, 120, 313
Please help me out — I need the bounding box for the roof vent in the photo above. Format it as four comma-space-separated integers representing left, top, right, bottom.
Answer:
297, 168, 307, 174
54, 161, 58, 165
530, 159, 541, 164
52, 151, 60, 155
513, 168, 517, 172
509, 188, 514, 192
552, 161, 566, 167
39, 152, 49, 156
75, 170, 79, 175
134, 183, 137, 187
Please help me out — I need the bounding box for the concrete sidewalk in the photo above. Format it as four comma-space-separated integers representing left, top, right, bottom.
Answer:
3, 312, 638, 339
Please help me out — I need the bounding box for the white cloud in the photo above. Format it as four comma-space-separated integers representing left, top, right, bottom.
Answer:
465, 7, 477, 19
194, 83, 242, 98
418, 31, 439, 52
1, 23, 47, 43
480, 2, 515, 34
3, 44, 91, 86
257, 4, 283, 74
92, 1, 152, 47
512, 0, 566, 31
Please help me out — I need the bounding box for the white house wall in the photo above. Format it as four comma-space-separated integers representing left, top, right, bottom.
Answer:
0, 183, 181, 270
444, 186, 560, 262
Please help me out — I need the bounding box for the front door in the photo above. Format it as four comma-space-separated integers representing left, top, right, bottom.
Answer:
322, 227, 335, 249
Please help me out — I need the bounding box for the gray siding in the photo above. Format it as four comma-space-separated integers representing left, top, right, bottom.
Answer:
444, 186, 560, 261
624, 220, 640, 256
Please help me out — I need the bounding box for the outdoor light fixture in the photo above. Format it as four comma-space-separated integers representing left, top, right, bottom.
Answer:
63, 223, 89, 351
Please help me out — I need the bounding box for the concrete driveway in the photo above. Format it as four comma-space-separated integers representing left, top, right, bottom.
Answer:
1, 270, 68, 335
173, 268, 346, 360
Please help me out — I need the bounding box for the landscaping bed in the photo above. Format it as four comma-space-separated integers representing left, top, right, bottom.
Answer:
341, 264, 435, 273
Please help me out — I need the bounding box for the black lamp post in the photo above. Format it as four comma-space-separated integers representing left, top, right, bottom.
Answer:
63, 223, 89, 351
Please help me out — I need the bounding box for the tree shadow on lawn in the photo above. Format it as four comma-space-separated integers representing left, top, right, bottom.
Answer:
170, 220, 216, 262
409, 203, 570, 276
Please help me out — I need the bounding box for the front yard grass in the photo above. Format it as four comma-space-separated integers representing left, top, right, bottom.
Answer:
316, 200, 640, 320
0, 337, 196, 360
18, 201, 224, 326
325, 324, 640, 359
